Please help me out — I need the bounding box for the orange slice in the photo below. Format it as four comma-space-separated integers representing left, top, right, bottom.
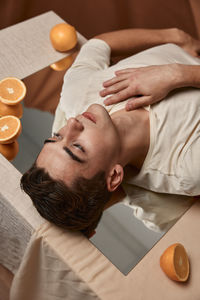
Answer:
50, 54, 74, 71
0, 115, 22, 144
0, 102, 23, 118
50, 23, 77, 52
0, 140, 19, 161
160, 243, 189, 282
0, 77, 26, 105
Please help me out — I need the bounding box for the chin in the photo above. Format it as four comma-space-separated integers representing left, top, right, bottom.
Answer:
87, 103, 105, 111
87, 104, 111, 120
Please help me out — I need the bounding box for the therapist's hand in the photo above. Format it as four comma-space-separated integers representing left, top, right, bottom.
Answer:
100, 64, 181, 110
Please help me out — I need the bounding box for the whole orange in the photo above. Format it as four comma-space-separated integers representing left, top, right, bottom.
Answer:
50, 23, 77, 52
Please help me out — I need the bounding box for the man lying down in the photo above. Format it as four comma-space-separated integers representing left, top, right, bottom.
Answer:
21, 28, 200, 238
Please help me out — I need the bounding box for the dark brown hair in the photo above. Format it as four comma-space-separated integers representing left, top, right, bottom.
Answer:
20, 162, 111, 238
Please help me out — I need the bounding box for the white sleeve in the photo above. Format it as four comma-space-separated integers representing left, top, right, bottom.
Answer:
72, 38, 111, 71
58, 38, 111, 119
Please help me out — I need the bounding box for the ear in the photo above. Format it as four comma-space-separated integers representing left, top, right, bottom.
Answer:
106, 164, 124, 192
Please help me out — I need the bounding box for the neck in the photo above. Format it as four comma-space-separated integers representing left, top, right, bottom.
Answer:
110, 108, 150, 169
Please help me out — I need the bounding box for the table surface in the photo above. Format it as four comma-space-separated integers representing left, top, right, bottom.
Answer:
0, 11, 86, 80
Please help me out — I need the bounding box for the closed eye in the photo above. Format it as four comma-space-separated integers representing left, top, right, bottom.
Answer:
53, 133, 85, 153
73, 143, 85, 153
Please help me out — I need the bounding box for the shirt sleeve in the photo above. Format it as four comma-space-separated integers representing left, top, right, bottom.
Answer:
57, 38, 111, 120
72, 38, 111, 71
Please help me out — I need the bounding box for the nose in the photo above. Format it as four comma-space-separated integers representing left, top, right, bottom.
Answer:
68, 117, 84, 129
64, 117, 84, 140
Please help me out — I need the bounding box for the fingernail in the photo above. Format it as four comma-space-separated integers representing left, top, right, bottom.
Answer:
104, 100, 110, 106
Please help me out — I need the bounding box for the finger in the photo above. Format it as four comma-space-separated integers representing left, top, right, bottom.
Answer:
115, 68, 136, 75
102, 73, 128, 88
104, 88, 134, 105
125, 96, 152, 111
100, 80, 128, 97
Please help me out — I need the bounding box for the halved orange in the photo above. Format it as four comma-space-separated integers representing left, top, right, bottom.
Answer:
50, 23, 77, 52
0, 77, 26, 105
0, 115, 22, 144
0, 101, 23, 118
160, 243, 190, 282
50, 54, 74, 71
0, 140, 19, 161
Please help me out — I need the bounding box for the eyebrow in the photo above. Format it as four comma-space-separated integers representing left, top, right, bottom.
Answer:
44, 139, 85, 163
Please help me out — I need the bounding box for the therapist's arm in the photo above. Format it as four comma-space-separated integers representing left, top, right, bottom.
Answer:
100, 64, 200, 110
94, 28, 200, 57
179, 64, 200, 88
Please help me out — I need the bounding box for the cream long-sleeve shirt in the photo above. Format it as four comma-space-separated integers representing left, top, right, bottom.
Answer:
52, 39, 200, 232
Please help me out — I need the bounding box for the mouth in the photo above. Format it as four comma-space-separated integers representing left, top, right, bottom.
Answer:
82, 112, 96, 124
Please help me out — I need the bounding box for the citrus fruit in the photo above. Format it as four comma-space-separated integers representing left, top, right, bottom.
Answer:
50, 23, 77, 52
0, 115, 22, 144
0, 101, 23, 118
50, 54, 74, 71
0, 77, 26, 105
160, 243, 189, 282
0, 140, 19, 161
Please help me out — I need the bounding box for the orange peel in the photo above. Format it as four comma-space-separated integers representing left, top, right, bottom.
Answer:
50, 54, 74, 71
160, 243, 189, 282
0, 140, 19, 161
0, 101, 23, 118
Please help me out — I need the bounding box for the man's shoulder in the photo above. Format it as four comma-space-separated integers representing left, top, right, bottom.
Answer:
66, 38, 111, 73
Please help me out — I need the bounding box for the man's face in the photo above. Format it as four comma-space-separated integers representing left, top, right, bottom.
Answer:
36, 104, 120, 186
